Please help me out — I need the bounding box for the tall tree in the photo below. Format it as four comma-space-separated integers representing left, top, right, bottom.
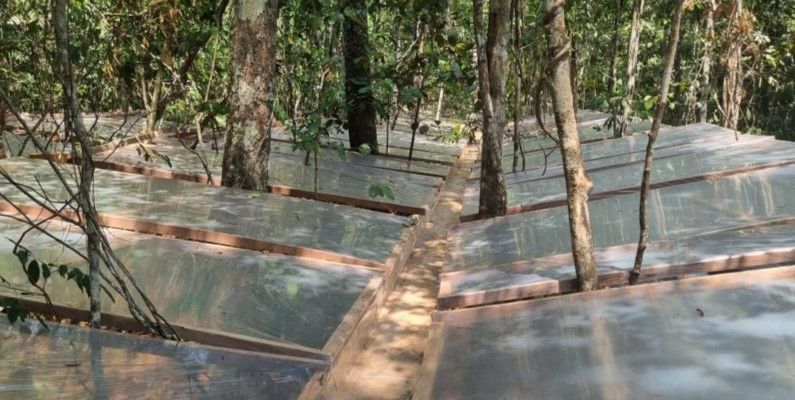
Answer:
342, 0, 379, 153
721, 0, 747, 132
630, 0, 687, 284
222, 0, 280, 190
699, 0, 716, 123
616, 0, 645, 138
474, 0, 508, 218
543, 0, 598, 291
53, 0, 102, 327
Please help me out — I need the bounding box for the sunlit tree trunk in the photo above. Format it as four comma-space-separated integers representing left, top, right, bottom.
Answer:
342, 0, 379, 153
699, 0, 716, 123
543, 0, 598, 291
474, 0, 509, 218
721, 0, 744, 132
616, 0, 645, 138
53, 0, 102, 327
222, 0, 279, 190
608, 0, 623, 129
630, 0, 686, 284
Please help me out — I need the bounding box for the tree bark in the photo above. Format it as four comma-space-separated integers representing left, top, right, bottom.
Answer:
616, 0, 645, 138
630, 0, 686, 284
543, 0, 598, 291
699, 0, 715, 123
511, 0, 523, 173
721, 0, 744, 132
607, 0, 623, 98
222, 0, 279, 190
53, 0, 102, 327
474, 0, 509, 218
342, 0, 379, 153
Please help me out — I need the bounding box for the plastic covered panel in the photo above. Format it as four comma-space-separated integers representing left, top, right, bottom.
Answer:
421, 268, 795, 400
0, 319, 323, 399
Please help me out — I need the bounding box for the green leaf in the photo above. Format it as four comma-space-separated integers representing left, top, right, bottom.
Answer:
27, 260, 40, 285
15, 248, 29, 266
42, 264, 51, 280
359, 143, 371, 155
382, 185, 395, 200
368, 184, 379, 198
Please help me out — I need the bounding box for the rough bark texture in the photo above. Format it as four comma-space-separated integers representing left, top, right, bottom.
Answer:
544, 0, 598, 291
608, 0, 623, 98
54, 0, 102, 327
511, 0, 523, 172
342, 0, 379, 153
630, 0, 686, 284
222, 0, 279, 190
721, 0, 744, 132
475, 0, 508, 218
699, 0, 716, 123
616, 0, 645, 138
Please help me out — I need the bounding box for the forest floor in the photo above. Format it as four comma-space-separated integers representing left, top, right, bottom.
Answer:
324, 143, 478, 399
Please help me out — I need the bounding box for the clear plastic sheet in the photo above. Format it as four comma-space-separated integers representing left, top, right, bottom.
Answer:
450, 164, 795, 271
97, 138, 442, 210
420, 268, 795, 400
0, 217, 380, 349
0, 319, 323, 399
497, 124, 746, 185
443, 222, 795, 300
462, 132, 791, 215
271, 125, 462, 157
0, 159, 409, 263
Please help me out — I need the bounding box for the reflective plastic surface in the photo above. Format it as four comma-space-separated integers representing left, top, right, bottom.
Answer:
450, 164, 795, 270
0, 159, 409, 263
444, 222, 795, 299
421, 268, 795, 400
0, 319, 323, 399
463, 133, 792, 215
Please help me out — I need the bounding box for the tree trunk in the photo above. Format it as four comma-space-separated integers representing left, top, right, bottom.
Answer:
721, 0, 744, 132
511, 0, 522, 173
616, 0, 645, 138
342, 0, 379, 153
54, 0, 102, 327
474, 0, 508, 218
699, 1, 714, 123
221, 0, 279, 190
630, 0, 686, 284
570, 36, 579, 113
543, 0, 598, 291
434, 86, 444, 124
607, 0, 623, 98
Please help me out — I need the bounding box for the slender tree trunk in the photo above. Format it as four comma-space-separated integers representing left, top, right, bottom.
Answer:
511, 0, 522, 172
608, 0, 623, 98
434, 86, 444, 124
543, 0, 598, 291
721, 0, 744, 132
53, 0, 102, 327
408, 25, 426, 162
222, 0, 279, 190
474, 0, 509, 217
342, 0, 379, 153
616, 0, 645, 138
630, 0, 686, 284
698, 0, 717, 122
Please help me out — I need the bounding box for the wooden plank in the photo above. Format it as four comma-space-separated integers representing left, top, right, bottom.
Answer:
434, 265, 795, 326
0, 294, 332, 361
0, 201, 387, 270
